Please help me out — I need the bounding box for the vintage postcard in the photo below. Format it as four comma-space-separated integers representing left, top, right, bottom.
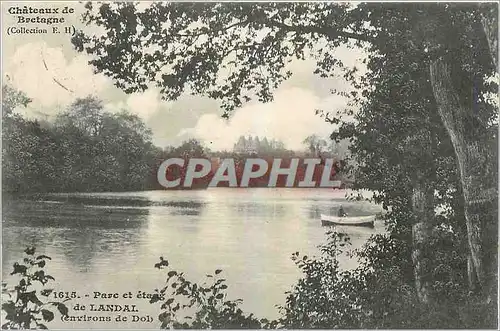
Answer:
1, 1, 498, 329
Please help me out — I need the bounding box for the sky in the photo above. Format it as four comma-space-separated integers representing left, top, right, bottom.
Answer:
1, 1, 366, 151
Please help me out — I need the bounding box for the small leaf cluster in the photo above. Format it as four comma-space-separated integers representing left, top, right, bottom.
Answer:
152, 257, 264, 329
275, 231, 362, 329
1, 247, 69, 329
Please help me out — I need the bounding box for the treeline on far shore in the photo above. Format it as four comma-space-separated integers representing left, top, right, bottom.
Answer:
3, 86, 158, 194
2, 85, 347, 195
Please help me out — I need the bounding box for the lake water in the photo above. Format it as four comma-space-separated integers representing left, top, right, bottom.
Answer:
2, 188, 384, 329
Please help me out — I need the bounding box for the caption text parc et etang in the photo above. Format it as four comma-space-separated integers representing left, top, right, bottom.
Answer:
56, 291, 161, 324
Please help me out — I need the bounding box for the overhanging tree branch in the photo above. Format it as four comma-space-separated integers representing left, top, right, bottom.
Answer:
266, 19, 374, 43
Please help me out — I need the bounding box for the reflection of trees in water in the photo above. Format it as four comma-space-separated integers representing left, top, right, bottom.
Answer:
34, 194, 208, 209
59, 225, 148, 272
3, 199, 149, 228
2, 229, 47, 276
231, 202, 288, 218
3, 198, 151, 273
308, 206, 322, 220
4, 220, 149, 274
147, 200, 207, 219
170, 208, 202, 216
155, 200, 206, 209
27, 194, 153, 207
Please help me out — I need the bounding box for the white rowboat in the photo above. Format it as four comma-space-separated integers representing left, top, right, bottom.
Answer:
320, 214, 375, 227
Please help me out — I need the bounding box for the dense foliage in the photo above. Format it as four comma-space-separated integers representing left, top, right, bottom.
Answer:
334, 3, 497, 308
2, 88, 160, 193
277, 228, 498, 329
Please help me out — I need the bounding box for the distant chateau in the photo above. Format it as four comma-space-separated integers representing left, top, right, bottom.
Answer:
233, 136, 286, 155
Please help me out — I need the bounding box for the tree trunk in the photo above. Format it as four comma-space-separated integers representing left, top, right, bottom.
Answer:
411, 175, 435, 303
429, 58, 498, 298
467, 253, 477, 292
479, 3, 498, 69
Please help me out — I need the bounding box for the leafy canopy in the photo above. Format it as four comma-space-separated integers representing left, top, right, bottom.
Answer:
73, 2, 371, 116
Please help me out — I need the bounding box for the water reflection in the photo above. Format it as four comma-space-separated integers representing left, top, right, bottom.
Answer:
3, 199, 149, 228
3, 188, 384, 328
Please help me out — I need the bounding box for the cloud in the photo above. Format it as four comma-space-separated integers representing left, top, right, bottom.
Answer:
4, 41, 171, 121
179, 87, 348, 151
126, 88, 169, 119
4, 42, 110, 115
104, 88, 170, 120
4, 41, 110, 116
